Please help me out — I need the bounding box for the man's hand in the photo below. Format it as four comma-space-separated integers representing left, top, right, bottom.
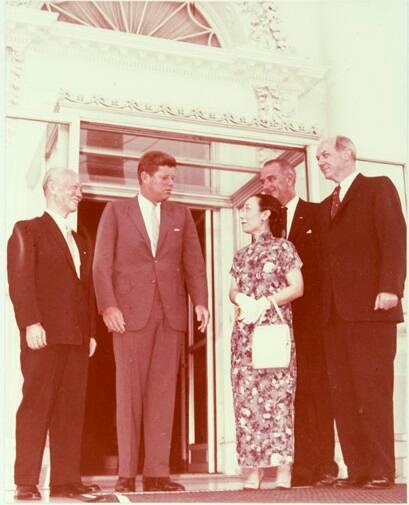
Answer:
195, 305, 210, 333
374, 292, 399, 311
102, 306, 126, 333
26, 323, 47, 350
89, 337, 97, 357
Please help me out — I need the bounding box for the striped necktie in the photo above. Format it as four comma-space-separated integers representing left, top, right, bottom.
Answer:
330, 185, 341, 219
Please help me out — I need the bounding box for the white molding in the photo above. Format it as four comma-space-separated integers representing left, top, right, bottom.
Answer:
6, 7, 57, 106
6, 5, 326, 96
59, 91, 320, 138
241, 1, 288, 51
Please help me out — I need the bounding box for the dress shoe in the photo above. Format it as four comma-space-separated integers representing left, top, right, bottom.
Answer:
315, 473, 338, 487
15, 485, 41, 500
115, 477, 136, 493
363, 477, 393, 489
50, 483, 102, 497
142, 477, 185, 492
241, 467, 264, 490
333, 477, 366, 488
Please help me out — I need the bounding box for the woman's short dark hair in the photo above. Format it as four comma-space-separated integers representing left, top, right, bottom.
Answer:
254, 193, 285, 238
137, 150, 176, 183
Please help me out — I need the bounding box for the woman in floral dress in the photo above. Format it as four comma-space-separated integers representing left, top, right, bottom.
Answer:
229, 194, 303, 489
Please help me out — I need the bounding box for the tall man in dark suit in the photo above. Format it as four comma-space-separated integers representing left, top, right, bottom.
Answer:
260, 159, 338, 487
93, 150, 209, 493
317, 136, 406, 489
7, 169, 100, 501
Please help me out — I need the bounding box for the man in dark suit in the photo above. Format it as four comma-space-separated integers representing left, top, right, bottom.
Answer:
317, 136, 406, 489
260, 158, 338, 487
7, 169, 100, 501
93, 150, 209, 493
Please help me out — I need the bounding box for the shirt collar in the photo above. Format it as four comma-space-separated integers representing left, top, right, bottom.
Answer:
339, 170, 359, 200
285, 195, 299, 214
45, 209, 71, 234
138, 192, 161, 211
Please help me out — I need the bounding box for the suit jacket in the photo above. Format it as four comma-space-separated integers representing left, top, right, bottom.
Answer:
93, 197, 208, 332
319, 173, 406, 324
7, 212, 96, 345
289, 199, 322, 345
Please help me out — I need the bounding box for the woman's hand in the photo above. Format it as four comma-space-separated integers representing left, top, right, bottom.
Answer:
236, 294, 270, 324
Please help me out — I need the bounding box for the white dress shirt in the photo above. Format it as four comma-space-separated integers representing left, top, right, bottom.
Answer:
339, 170, 359, 201
46, 209, 81, 277
138, 193, 161, 256
285, 195, 300, 236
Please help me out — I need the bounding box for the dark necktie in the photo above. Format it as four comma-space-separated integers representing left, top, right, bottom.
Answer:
330, 185, 341, 219
282, 206, 288, 238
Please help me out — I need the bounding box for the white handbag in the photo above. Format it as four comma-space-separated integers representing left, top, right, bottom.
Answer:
252, 297, 291, 369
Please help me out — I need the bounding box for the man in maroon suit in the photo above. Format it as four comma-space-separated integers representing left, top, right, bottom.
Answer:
7, 169, 100, 500
93, 151, 209, 493
260, 159, 338, 487
317, 136, 406, 489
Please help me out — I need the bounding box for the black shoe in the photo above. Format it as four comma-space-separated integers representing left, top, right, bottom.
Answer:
15, 486, 41, 501
115, 477, 136, 493
333, 477, 366, 488
49, 483, 102, 497
315, 474, 338, 487
143, 477, 185, 492
363, 478, 393, 489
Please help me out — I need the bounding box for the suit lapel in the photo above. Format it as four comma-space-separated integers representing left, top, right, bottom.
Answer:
127, 197, 152, 252
156, 202, 172, 255
40, 213, 78, 276
321, 197, 332, 231
73, 232, 88, 278
331, 173, 364, 223
128, 197, 174, 256
288, 200, 305, 242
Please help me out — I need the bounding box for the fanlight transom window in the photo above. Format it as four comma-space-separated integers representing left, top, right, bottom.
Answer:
42, 1, 221, 47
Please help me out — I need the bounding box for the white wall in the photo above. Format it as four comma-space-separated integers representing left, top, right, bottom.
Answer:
280, 0, 408, 162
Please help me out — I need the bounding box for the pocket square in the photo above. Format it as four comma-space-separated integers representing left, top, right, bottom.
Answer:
174, 228, 181, 232
306, 229, 312, 234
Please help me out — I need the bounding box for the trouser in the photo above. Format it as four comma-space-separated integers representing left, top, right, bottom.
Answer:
292, 334, 338, 481
323, 313, 396, 480
113, 293, 183, 477
15, 343, 88, 486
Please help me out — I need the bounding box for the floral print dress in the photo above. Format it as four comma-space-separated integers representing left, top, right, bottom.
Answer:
230, 232, 302, 468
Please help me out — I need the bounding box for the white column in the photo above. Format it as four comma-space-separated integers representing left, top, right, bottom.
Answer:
213, 208, 240, 475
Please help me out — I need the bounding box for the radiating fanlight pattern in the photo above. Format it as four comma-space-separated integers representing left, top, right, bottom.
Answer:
42, 1, 221, 47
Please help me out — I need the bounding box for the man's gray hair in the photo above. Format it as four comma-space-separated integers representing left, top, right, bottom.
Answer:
42, 168, 74, 194
335, 136, 357, 160
263, 158, 296, 179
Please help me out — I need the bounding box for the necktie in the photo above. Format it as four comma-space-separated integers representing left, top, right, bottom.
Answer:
282, 206, 288, 238
151, 204, 160, 255
66, 224, 80, 277
330, 185, 341, 219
